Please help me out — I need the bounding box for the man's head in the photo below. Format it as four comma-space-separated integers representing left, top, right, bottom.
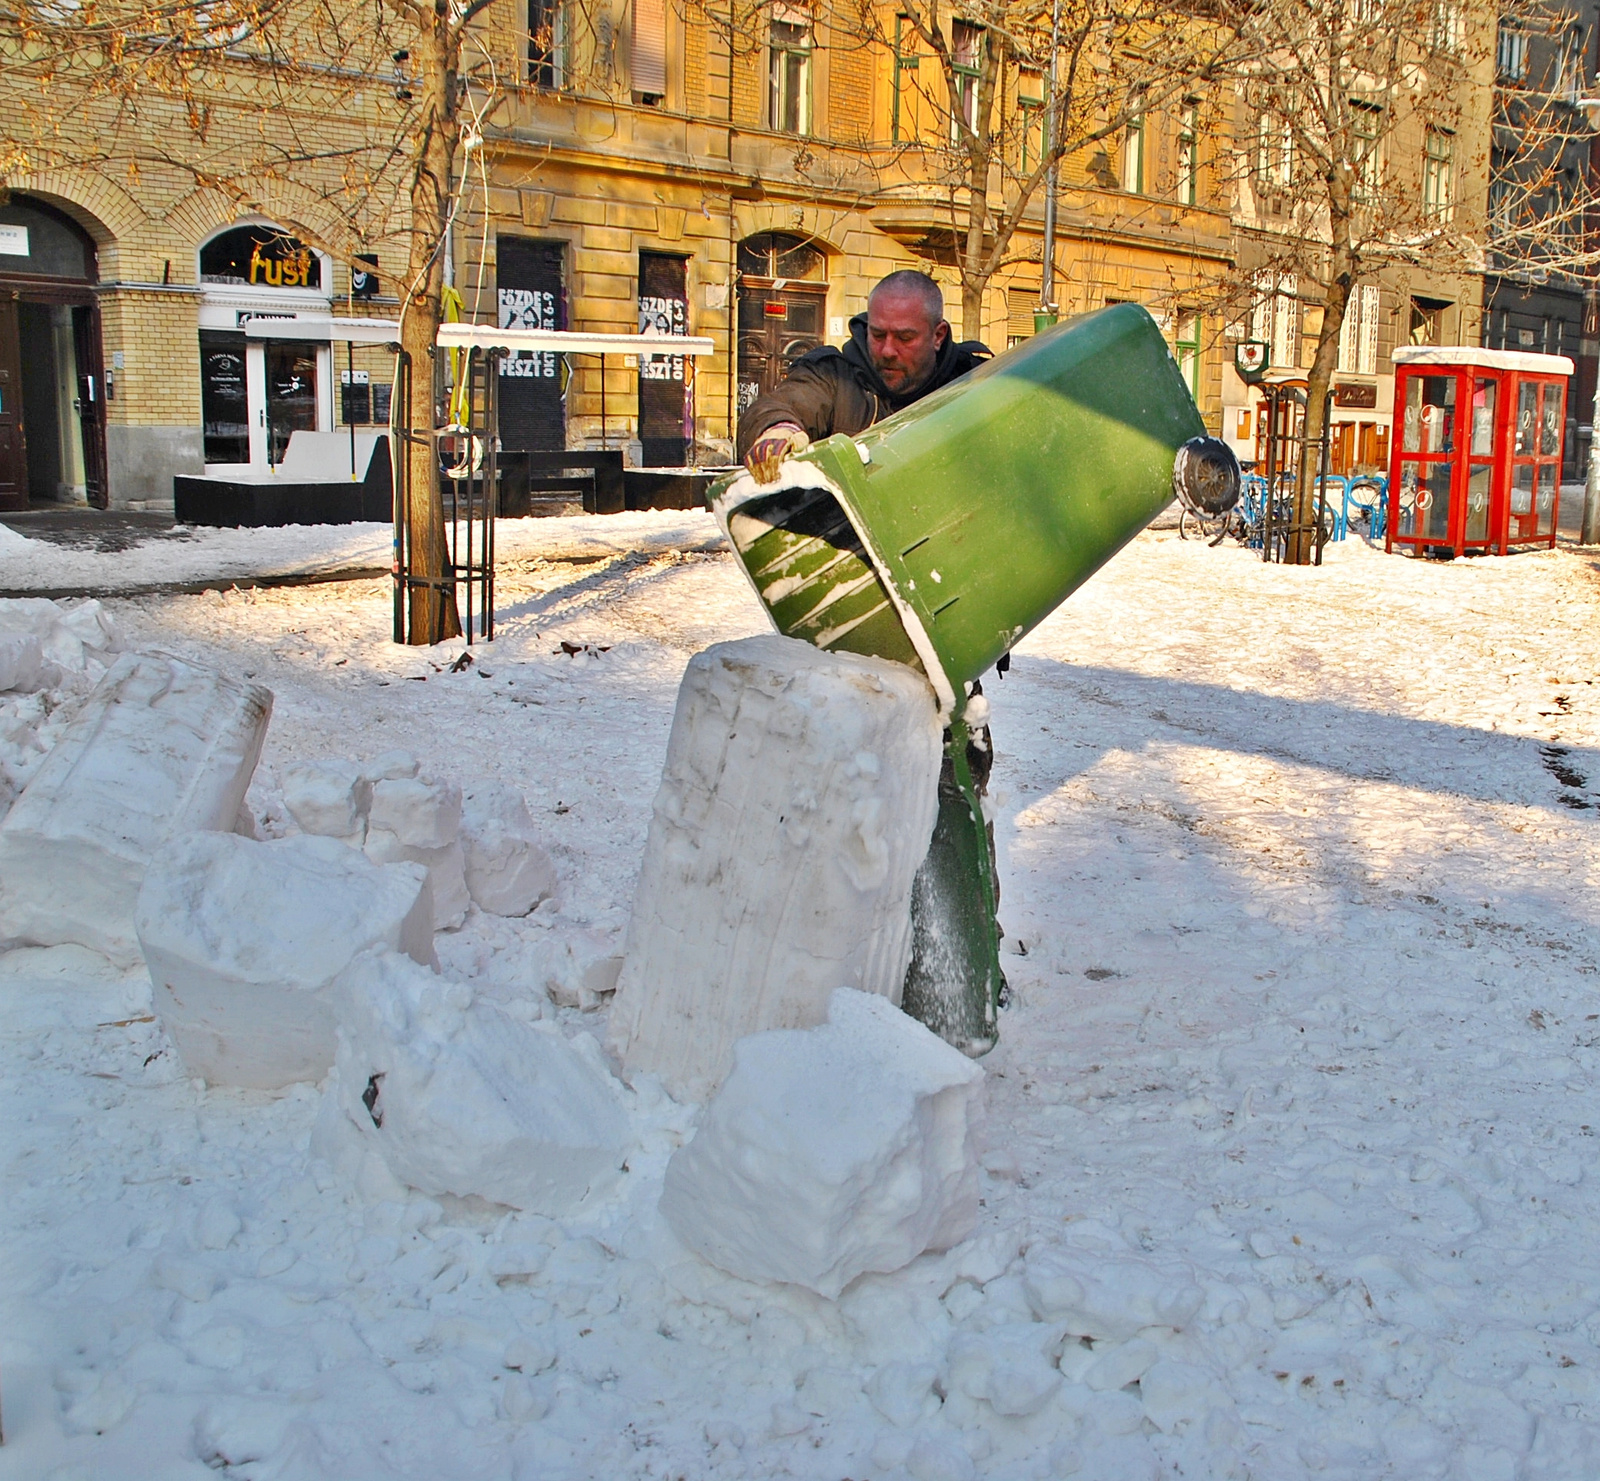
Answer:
866, 270, 949, 395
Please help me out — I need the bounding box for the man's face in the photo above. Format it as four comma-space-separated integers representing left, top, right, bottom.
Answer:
866, 289, 949, 395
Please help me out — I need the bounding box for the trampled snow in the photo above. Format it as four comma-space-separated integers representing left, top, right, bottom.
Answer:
2, 517, 1600, 1481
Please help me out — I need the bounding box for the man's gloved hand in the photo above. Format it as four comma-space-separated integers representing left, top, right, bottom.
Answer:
744, 423, 810, 484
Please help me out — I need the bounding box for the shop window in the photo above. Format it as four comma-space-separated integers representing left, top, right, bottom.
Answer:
199, 332, 249, 465
200, 225, 320, 291
769, 16, 812, 135
529, 0, 567, 87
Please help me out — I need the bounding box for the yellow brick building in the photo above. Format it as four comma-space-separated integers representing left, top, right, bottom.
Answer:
1, 2, 1245, 507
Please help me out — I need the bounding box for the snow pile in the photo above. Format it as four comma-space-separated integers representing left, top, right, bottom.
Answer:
609, 635, 941, 1101
660, 988, 984, 1298
0, 651, 271, 963
135, 832, 434, 1088
0, 595, 121, 687
318, 949, 630, 1213
282, 751, 555, 928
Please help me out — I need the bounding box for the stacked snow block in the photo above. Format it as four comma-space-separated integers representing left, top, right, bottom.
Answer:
323, 950, 630, 1213
661, 989, 985, 1297
281, 753, 556, 928
136, 832, 434, 1088
0, 652, 271, 964
608, 635, 941, 1102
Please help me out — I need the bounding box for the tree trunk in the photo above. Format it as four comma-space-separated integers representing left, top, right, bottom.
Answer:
399, 12, 462, 645
1290, 222, 1356, 564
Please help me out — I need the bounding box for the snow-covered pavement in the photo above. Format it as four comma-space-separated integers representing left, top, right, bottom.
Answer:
3, 517, 1599, 1480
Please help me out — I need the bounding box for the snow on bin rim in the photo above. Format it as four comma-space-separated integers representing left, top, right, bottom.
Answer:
710, 457, 959, 718
1393, 345, 1575, 376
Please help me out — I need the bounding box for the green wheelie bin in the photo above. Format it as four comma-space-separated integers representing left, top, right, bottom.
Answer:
710, 303, 1210, 1052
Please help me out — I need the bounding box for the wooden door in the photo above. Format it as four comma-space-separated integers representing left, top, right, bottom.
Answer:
736, 285, 826, 415
0, 298, 26, 510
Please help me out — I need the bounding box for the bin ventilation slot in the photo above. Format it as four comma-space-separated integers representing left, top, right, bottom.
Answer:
725, 484, 924, 674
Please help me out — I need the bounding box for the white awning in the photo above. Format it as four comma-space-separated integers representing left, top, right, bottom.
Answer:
245, 316, 402, 345
1394, 345, 1574, 376
436, 324, 716, 356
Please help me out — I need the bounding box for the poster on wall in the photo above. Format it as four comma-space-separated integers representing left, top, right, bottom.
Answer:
638, 252, 689, 466
497, 238, 566, 452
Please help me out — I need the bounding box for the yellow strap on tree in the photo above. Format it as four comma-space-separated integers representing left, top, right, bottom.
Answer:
441, 286, 469, 429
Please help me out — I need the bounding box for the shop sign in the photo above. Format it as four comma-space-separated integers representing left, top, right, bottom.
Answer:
201, 225, 323, 291
0, 224, 28, 257
1334, 382, 1378, 408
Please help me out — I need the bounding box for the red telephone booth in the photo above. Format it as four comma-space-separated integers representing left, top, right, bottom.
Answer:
1387, 346, 1572, 557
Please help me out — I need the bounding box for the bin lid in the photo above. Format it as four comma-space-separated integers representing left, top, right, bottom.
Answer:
1393, 346, 1574, 376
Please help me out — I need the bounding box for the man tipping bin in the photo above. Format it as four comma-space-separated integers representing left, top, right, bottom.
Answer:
738, 270, 1004, 1055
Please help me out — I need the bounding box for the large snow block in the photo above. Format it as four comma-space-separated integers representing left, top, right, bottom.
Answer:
327, 950, 630, 1213
660, 988, 985, 1298
136, 832, 434, 1088
608, 635, 941, 1102
0, 652, 272, 964
460, 781, 557, 917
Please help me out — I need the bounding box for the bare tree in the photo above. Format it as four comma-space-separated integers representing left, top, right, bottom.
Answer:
0, 0, 541, 640
1221, 0, 1495, 561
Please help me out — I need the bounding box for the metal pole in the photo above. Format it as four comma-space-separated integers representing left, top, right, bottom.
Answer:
1584, 318, 1600, 543
348, 340, 357, 481
1039, 0, 1062, 315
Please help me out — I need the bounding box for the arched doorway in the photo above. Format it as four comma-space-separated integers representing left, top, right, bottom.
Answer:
736, 233, 828, 416
198, 223, 334, 470
0, 196, 107, 509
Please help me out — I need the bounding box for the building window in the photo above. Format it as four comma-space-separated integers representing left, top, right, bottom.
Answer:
1175, 311, 1201, 395
1422, 128, 1454, 221
1497, 24, 1528, 81
1176, 100, 1198, 205
1018, 69, 1045, 173
951, 21, 983, 137
769, 16, 812, 135
1409, 298, 1445, 346
1560, 25, 1585, 100
1121, 112, 1146, 194
1352, 99, 1382, 203
528, 0, 567, 87
1252, 271, 1298, 371
632, 0, 667, 99
1337, 284, 1380, 375
1256, 113, 1292, 192
892, 16, 922, 143
1431, 1, 1462, 56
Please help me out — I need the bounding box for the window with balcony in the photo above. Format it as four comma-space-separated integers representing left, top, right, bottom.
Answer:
769, 16, 813, 135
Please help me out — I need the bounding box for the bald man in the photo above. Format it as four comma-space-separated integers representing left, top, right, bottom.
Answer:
739, 270, 990, 481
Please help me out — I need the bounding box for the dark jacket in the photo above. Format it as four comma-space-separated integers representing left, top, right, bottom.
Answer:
737, 311, 991, 458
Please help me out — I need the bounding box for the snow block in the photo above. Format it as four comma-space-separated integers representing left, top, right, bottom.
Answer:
659, 988, 984, 1298
368, 775, 462, 850
281, 760, 372, 846
136, 832, 434, 1088
608, 635, 941, 1102
327, 950, 630, 1213
460, 781, 557, 917
0, 652, 272, 964
0, 595, 120, 679
364, 830, 470, 931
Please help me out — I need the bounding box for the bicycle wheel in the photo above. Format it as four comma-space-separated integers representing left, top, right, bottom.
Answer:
1179, 507, 1201, 541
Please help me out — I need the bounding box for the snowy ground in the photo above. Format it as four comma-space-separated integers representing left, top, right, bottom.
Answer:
3, 516, 1600, 1481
